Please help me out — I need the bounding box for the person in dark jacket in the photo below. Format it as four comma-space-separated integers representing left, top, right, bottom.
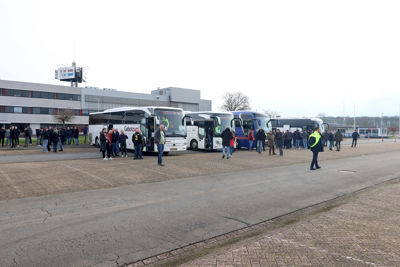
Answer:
154, 124, 167, 166
328, 130, 335, 150
42, 128, 49, 152
99, 128, 108, 160
283, 130, 292, 149
10, 126, 16, 148
111, 129, 119, 157
24, 127, 30, 147
221, 127, 233, 159
0, 127, 5, 147
275, 129, 284, 156
36, 128, 41, 146
351, 130, 360, 148
73, 127, 79, 145
255, 128, 266, 154
132, 129, 144, 160
322, 131, 328, 147
118, 130, 128, 158
51, 130, 59, 152
15, 127, 20, 146
294, 130, 301, 149
309, 126, 323, 170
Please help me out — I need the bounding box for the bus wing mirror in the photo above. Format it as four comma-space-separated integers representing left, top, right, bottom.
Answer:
258, 119, 261, 126
211, 116, 221, 126
182, 115, 193, 126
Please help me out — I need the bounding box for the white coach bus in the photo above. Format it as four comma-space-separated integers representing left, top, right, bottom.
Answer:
185, 111, 234, 150
270, 117, 328, 132
89, 106, 191, 152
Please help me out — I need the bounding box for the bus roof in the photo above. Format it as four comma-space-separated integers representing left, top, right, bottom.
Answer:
273, 117, 323, 122
185, 111, 232, 115
90, 106, 184, 115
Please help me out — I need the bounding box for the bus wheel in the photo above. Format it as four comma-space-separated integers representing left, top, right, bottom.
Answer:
190, 140, 198, 151
95, 137, 99, 148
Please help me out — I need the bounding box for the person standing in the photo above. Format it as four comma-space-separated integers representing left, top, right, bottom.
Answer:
308, 126, 324, 170
100, 128, 108, 160
322, 131, 328, 147
118, 130, 128, 158
221, 127, 233, 159
42, 128, 49, 152
24, 127, 30, 147
106, 129, 113, 160
267, 130, 276, 155
66, 127, 72, 145
335, 130, 343, 151
155, 124, 166, 166
5, 127, 10, 147
207, 126, 214, 149
248, 129, 255, 151
230, 129, 235, 156
83, 126, 88, 144
36, 128, 42, 146
0, 127, 5, 147
10, 126, 16, 148
111, 129, 119, 157
74, 127, 79, 146
294, 129, 301, 149
275, 129, 284, 156
132, 129, 144, 160
28, 126, 33, 144
328, 130, 335, 151
51, 130, 59, 152
255, 128, 266, 154
351, 130, 360, 148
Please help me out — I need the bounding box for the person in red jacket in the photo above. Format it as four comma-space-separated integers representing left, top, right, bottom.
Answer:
248, 129, 255, 151
230, 129, 235, 157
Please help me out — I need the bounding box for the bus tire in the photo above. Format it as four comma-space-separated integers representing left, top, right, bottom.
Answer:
95, 137, 99, 148
190, 140, 198, 151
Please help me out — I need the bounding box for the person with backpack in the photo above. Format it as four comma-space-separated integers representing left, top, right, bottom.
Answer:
132, 129, 144, 160
221, 127, 233, 159
308, 126, 324, 170
255, 128, 266, 154
248, 129, 255, 151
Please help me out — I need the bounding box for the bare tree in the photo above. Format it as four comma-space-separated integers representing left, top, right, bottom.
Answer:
262, 109, 280, 119
221, 92, 250, 111
53, 109, 75, 127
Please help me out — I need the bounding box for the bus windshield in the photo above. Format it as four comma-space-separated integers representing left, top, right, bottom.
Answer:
214, 114, 233, 137
255, 115, 271, 132
155, 109, 186, 137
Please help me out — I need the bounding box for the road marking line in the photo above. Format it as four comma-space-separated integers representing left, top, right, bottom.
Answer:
0, 167, 22, 196
63, 164, 113, 186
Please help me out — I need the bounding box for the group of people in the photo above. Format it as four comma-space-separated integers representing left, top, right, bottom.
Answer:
0, 125, 86, 152
99, 127, 146, 161
0, 126, 23, 148
38, 126, 82, 152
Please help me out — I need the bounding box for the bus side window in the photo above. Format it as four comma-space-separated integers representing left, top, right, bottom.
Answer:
140, 118, 147, 137
197, 121, 205, 139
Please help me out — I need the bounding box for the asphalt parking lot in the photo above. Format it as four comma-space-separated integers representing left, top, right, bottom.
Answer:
0, 140, 399, 201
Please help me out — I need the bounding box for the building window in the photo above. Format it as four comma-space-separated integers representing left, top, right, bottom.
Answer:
22, 107, 30, 114
32, 91, 41, 98
5, 106, 13, 113
14, 107, 23, 113
40, 108, 49, 114
33, 107, 41, 114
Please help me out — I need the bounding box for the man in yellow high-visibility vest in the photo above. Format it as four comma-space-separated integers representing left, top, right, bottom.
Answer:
308, 126, 324, 170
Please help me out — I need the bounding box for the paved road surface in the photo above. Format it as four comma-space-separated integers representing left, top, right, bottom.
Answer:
1, 151, 400, 266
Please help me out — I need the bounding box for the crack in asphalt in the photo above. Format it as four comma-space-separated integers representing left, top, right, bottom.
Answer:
222, 216, 251, 227
40, 208, 52, 224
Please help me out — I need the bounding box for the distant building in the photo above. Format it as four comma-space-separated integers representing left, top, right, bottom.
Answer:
0, 79, 211, 132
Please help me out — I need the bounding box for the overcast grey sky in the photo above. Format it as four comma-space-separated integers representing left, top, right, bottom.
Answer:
1, 0, 399, 117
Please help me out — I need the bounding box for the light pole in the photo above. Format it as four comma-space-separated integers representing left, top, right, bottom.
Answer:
353, 101, 356, 130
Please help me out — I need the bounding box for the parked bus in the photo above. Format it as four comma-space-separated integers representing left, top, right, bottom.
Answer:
232, 111, 272, 149
89, 106, 191, 152
185, 111, 234, 150
270, 117, 328, 133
